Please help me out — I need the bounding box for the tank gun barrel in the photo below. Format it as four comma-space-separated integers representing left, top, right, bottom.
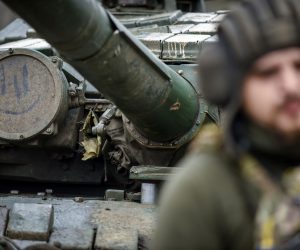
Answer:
2, 0, 199, 142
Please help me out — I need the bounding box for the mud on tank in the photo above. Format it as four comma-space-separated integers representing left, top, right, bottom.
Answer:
0, 0, 223, 249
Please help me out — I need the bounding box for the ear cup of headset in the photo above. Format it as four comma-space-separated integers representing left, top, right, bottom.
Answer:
199, 43, 234, 107
199, 0, 300, 108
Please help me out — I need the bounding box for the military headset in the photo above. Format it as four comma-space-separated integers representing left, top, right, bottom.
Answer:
199, 0, 300, 107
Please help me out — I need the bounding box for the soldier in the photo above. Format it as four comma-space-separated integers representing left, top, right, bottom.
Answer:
153, 0, 300, 249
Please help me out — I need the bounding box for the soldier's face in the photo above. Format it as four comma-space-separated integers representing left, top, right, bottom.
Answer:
242, 47, 300, 142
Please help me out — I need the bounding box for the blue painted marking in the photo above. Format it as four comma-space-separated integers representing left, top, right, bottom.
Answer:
0, 95, 40, 115
0, 63, 40, 115
0, 64, 5, 96
22, 64, 29, 96
0, 63, 30, 99
13, 74, 21, 100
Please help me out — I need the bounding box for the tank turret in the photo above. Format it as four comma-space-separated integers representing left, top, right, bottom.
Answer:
2, 0, 200, 144
0, 1, 221, 248
0, 0, 221, 186
0, 0, 221, 189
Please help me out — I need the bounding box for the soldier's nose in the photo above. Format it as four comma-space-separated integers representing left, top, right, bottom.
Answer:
279, 65, 300, 94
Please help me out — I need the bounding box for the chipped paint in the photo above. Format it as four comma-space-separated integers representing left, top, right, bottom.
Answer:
170, 100, 181, 111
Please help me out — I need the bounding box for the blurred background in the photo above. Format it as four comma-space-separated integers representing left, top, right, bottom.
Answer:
0, 0, 240, 29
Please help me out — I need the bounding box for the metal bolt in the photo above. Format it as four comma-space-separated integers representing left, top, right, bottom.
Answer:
46, 128, 52, 134
196, 120, 201, 126
51, 58, 57, 63
8, 48, 13, 54
130, 168, 138, 174
69, 91, 76, 96
19, 135, 24, 139
10, 190, 19, 195
177, 70, 183, 75
74, 197, 84, 203
45, 189, 53, 195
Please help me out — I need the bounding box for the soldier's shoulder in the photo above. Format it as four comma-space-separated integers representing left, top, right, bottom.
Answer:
188, 123, 224, 154
172, 123, 236, 193
175, 150, 233, 186
160, 147, 238, 226
181, 123, 229, 175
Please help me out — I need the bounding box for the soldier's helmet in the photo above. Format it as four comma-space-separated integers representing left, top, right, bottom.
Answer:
199, 0, 300, 107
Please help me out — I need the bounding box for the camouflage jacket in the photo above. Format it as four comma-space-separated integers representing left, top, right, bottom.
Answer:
153, 124, 258, 250
153, 124, 300, 250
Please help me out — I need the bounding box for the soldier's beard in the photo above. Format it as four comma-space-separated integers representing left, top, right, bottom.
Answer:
279, 96, 300, 118
272, 95, 300, 143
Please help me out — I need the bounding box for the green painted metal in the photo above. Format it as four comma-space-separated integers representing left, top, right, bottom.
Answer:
130, 165, 181, 181
3, 0, 199, 142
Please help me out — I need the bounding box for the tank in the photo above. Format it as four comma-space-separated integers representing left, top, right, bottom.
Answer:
0, 0, 223, 249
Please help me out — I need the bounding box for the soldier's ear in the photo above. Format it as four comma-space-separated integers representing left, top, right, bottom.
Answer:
198, 43, 233, 107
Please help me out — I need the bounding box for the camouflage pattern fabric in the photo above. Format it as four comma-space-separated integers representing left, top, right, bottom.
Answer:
240, 155, 300, 250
